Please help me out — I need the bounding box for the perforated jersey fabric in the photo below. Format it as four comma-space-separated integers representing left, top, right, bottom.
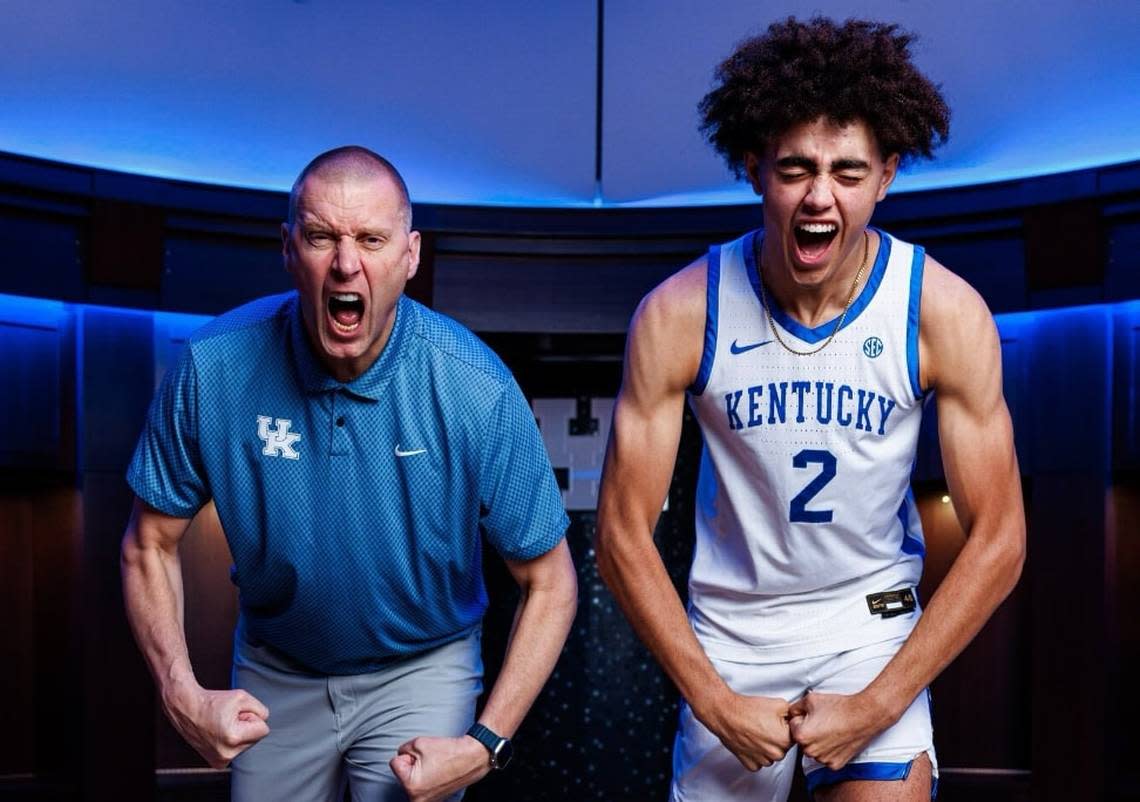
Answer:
128, 292, 568, 675
686, 228, 927, 663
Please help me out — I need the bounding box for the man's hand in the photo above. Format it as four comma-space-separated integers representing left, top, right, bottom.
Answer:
701, 691, 794, 771
389, 735, 490, 802
787, 690, 891, 771
164, 685, 270, 769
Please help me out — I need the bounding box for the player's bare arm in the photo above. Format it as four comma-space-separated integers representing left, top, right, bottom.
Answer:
121, 498, 270, 768
596, 259, 794, 771
790, 257, 1026, 771
391, 539, 577, 801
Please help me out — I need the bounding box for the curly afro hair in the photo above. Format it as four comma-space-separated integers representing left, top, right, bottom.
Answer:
699, 17, 950, 178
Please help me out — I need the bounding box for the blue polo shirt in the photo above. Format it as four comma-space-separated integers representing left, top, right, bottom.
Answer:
127, 292, 568, 675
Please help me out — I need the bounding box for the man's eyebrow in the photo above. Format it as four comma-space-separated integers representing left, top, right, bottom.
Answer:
775, 156, 817, 170
296, 213, 328, 228
831, 158, 871, 172
774, 156, 873, 172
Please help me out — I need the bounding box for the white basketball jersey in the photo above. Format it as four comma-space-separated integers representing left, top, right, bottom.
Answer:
687, 228, 928, 662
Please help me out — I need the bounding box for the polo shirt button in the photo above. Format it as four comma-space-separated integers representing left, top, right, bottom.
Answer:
336, 416, 346, 427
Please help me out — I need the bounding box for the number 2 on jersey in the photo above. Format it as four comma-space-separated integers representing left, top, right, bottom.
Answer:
789, 449, 836, 523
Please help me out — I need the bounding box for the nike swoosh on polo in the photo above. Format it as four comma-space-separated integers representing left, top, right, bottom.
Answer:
394, 446, 427, 457
730, 339, 774, 354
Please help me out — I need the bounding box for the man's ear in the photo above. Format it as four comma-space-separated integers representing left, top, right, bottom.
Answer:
877, 153, 900, 201
281, 223, 294, 273
743, 152, 765, 196
405, 230, 422, 281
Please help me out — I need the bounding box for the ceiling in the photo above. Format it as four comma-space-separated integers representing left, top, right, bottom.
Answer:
3, 0, 1138, 207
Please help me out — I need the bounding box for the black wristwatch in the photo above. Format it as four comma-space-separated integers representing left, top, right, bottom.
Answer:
466, 722, 514, 770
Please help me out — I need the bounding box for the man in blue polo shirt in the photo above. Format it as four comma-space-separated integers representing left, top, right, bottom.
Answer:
121, 146, 577, 802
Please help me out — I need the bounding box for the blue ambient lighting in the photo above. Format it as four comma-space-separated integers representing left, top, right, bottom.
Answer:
3, 293, 1138, 343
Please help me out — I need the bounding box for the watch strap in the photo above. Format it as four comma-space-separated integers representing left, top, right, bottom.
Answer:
466, 722, 510, 769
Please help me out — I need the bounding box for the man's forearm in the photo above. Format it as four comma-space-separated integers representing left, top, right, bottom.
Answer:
863, 517, 1024, 721
476, 558, 577, 736
121, 529, 198, 705
595, 521, 733, 725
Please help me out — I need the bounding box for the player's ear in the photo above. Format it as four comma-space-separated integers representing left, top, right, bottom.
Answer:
877, 153, 900, 201
743, 152, 765, 196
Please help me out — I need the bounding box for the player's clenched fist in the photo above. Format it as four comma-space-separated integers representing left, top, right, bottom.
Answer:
702, 690, 794, 771
788, 690, 887, 771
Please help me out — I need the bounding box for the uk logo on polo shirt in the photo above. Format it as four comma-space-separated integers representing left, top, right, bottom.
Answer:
257, 415, 302, 459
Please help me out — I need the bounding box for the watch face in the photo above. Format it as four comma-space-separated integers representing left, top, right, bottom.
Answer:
492, 738, 514, 770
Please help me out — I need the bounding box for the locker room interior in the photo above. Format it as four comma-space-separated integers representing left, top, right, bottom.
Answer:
2, 2, 1139, 801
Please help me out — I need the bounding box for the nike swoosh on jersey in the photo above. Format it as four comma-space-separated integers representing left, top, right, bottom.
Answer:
394, 446, 427, 457
729, 339, 774, 354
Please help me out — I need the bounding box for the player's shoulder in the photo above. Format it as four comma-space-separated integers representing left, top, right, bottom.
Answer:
634, 254, 708, 342
405, 297, 512, 387
186, 292, 294, 356
919, 254, 993, 334
918, 254, 1000, 390
621, 254, 709, 392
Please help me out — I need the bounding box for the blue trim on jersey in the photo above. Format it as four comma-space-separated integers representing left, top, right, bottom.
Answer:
898, 487, 926, 557
745, 228, 892, 344
690, 245, 721, 396
927, 688, 939, 798
907, 245, 927, 401
806, 760, 914, 795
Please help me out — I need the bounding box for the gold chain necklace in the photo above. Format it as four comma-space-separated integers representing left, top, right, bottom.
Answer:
757, 230, 869, 357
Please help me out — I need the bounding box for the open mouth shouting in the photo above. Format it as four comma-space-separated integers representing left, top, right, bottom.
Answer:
328, 292, 365, 335
793, 222, 838, 263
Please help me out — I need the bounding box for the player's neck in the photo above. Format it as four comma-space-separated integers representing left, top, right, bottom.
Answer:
759, 230, 875, 329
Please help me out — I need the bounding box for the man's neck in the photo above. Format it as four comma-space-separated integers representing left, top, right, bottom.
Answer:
759, 230, 874, 329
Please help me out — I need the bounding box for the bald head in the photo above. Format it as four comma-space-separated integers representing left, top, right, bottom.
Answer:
287, 146, 412, 230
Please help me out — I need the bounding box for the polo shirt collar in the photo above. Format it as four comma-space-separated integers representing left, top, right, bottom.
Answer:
288, 293, 415, 400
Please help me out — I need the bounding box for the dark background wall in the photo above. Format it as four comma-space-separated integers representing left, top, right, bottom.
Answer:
1, 151, 1138, 801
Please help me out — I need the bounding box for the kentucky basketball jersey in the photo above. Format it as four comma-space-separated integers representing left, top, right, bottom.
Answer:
687, 228, 928, 662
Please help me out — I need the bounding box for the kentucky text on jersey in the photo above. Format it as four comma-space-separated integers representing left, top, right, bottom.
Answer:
723, 380, 898, 435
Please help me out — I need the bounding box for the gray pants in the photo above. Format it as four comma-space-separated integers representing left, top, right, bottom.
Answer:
230, 625, 483, 802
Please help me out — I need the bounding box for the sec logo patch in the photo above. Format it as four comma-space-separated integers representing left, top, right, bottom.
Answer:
863, 336, 884, 358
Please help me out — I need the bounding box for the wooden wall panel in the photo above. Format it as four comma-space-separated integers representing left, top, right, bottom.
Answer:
0, 475, 82, 783
917, 491, 1032, 772
1026, 307, 1113, 802
922, 231, 1027, 314
1105, 214, 1140, 301
89, 199, 164, 293
161, 230, 285, 316
0, 316, 63, 467
434, 252, 683, 333
0, 205, 86, 302
76, 306, 157, 800
1109, 476, 1140, 799
0, 483, 40, 776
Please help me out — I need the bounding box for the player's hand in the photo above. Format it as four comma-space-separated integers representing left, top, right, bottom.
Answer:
787, 690, 890, 771
390, 735, 490, 802
163, 685, 270, 769
702, 692, 794, 771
